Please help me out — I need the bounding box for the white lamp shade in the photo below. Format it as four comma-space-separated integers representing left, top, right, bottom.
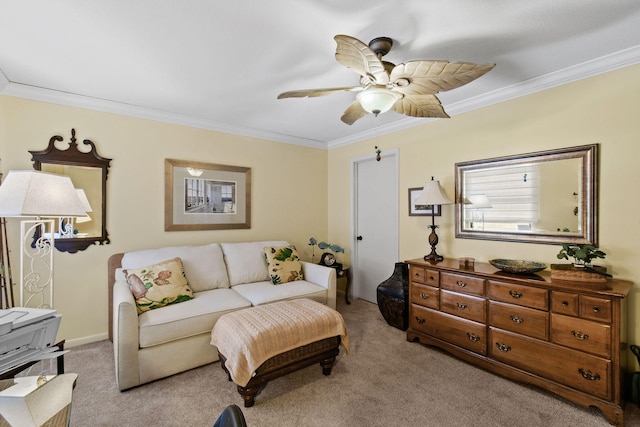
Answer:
75, 189, 93, 212
356, 87, 403, 115
414, 178, 453, 206
467, 194, 492, 208
0, 170, 88, 217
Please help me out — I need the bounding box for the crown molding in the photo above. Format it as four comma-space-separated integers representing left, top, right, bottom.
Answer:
327, 44, 640, 150
2, 45, 639, 151
0, 82, 327, 150
0, 69, 8, 91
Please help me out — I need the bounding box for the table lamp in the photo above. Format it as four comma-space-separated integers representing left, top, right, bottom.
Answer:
414, 177, 453, 262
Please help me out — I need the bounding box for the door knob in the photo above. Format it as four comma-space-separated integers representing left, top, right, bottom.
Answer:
356, 236, 363, 241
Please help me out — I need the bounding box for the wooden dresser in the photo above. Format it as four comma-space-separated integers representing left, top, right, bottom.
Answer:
405, 258, 632, 425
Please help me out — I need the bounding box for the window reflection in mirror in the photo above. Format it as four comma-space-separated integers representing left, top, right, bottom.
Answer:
461, 158, 582, 234
455, 144, 598, 245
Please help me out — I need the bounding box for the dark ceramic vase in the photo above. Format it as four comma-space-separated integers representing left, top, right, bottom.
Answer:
376, 262, 409, 330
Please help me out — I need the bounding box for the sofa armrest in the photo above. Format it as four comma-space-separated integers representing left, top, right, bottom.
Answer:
108, 253, 125, 341
113, 279, 141, 390
301, 261, 337, 309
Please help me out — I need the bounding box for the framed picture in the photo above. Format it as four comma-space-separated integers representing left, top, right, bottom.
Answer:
165, 159, 251, 231
408, 187, 441, 216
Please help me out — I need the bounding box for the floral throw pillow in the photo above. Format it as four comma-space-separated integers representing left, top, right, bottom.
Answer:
263, 245, 304, 285
123, 257, 193, 314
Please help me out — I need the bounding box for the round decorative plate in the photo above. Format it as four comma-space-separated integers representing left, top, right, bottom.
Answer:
489, 259, 547, 274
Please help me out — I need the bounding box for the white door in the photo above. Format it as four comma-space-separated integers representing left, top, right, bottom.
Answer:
351, 150, 399, 303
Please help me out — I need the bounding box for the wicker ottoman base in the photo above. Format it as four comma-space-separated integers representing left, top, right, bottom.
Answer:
219, 336, 340, 407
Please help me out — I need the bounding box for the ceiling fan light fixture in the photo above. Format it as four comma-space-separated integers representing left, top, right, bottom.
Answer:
356, 87, 402, 116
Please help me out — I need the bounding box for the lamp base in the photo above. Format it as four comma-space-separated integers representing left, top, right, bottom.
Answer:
423, 224, 444, 263
423, 251, 444, 263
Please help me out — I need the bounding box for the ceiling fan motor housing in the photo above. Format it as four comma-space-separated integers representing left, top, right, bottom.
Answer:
368, 37, 393, 57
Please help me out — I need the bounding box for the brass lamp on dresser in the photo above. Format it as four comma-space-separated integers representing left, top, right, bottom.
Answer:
405, 258, 632, 426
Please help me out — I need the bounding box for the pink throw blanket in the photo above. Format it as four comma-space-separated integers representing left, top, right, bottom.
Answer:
210, 298, 349, 387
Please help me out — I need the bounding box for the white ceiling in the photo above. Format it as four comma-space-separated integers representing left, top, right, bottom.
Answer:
1, 1, 640, 149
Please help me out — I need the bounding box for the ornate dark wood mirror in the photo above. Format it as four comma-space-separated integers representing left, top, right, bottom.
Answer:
455, 144, 598, 245
31, 129, 111, 253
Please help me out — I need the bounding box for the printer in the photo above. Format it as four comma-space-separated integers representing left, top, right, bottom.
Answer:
0, 308, 62, 376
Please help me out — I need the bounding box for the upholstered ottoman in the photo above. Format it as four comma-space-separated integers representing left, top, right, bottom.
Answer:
210, 298, 349, 407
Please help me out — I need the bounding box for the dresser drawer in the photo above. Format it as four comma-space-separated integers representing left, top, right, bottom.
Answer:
580, 295, 612, 323
551, 313, 611, 358
441, 272, 485, 296
411, 283, 439, 309
441, 289, 486, 323
487, 280, 548, 310
411, 304, 486, 355
411, 266, 440, 287
488, 301, 549, 341
551, 291, 579, 316
489, 328, 611, 400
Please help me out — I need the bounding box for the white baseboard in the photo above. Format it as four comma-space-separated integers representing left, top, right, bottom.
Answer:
62, 332, 109, 348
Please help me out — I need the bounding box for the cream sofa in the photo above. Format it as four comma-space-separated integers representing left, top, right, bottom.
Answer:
108, 240, 336, 391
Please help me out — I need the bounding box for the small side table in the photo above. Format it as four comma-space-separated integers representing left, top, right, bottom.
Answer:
0, 340, 65, 380
337, 267, 352, 304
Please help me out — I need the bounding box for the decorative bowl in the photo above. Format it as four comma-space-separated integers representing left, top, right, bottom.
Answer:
489, 259, 547, 274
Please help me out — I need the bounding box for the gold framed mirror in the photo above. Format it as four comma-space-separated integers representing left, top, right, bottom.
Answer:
455, 144, 598, 245
30, 129, 111, 253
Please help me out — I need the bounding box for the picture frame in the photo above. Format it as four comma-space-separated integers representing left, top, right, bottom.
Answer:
165, 158, 251, 231
408, 187, 441, 216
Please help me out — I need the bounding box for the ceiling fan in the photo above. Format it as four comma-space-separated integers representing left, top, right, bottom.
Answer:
277, 35, 495, 125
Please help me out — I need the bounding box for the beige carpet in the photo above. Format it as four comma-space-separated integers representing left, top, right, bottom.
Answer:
53, 298, 640, 426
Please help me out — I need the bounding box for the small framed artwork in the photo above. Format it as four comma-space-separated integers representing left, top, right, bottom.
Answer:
408, 187, 441, 216
165, 159, 251, 231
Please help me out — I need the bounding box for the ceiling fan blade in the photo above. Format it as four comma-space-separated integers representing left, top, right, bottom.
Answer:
392, 94, 450, 119
389, 61, 495, 96
341, 100, 368, 125
334, 35, 389, 85
277, 86, 363, 99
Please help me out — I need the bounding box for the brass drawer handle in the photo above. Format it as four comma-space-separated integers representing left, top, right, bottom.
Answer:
578, 368, 601, 381
562, 301, 569, 307
456, 280, 467, 287
495, 342, 511, 352
509, 290, 523, 299
466, 333, 480, 342
419, 292, 430, 299
592, 306, 600, 313
510, 315, 524, 324
571, 330, 589, 340
415, 316, 425, 324
456, 302, 468, 309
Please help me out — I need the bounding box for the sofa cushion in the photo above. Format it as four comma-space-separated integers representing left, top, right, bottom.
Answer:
121, 243, 229, 291
264, 245, 304, 285
231, 280, 327, 307
123, 257, 193, 314
221, 241, 289, 286
138, 288, 252, 348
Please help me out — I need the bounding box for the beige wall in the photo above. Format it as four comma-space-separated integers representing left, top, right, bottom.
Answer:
328, 64, 640, 369
0, 96, 328, 345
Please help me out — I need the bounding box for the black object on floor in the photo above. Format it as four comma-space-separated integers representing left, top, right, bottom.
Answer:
213, 404, 247, 427
376, 262, 409, 330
